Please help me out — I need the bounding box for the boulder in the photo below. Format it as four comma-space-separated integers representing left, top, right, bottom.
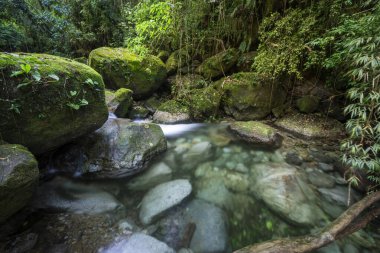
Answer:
139, 180, 192, 225
218, 72, 286, 120
166, 49, 191, 75
275, 113, 345, 139
196, 48, 239, 79
105, 88, 133, 118
153, 100, 191, 124
168, 74, 207, 98
0, 52, 108, 154
128, 105, 150, 119
53, 118, 167, 178
228, 121, 283, 148
183, 86, 222, 120
89, 47, 167, 99
296, 95, 319, 113
0, 144, 39, 223
235, 51, 257, 72
180, 141, 214, 170
250, 163, 328, 227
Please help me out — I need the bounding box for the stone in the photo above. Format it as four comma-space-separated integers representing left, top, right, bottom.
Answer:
168, 74, 208, 98
128, 105, 150, 119
89, 47, 167, 99
296, 95, 320, 113
153, 100, 191, 124
250, 163, 328, 227
318, 186, 361, 206
127, 162, 173, 191
0, 52, 108, 154
235, 51, 257, 72
181, 141, 214, 170
228, 121, 283, 148
139, 179, 192, 225
32, 177, 124, 215
0, 144, 39, 223
105, 88, 133, 118
307, 169, 336, 188
316, 242, 342, 253
166, 49, 191, 75
217, 72, 286, 120
318, 162, 334, 172
275, 113, 345, 139
53, 118, 167, 178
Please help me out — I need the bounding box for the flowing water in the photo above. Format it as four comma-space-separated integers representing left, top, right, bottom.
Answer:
1, 123, 379, 253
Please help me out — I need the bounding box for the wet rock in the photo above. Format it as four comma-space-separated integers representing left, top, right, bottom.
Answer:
101, 233, 175, 253
250, 163, 327, 227
153, 100, 191, 124
129, 105, 150, 119
53, 118, 167, 178
0, 144, 39, 223
127, 162, 173, 191
285, 152, 303, 166
318, 162, 335, 172
1, 232, 38, 253
307, 170, 336, 188
105, 88, 133, 118
228, 121, 283, 148
139, 180, 192, 225
318, 186, 361, 206
181, 141, 214, 170
275, 113, 344, 139
33, 177, 124, 215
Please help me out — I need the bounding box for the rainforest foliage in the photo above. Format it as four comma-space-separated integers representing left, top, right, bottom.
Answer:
1, 0, 379, 188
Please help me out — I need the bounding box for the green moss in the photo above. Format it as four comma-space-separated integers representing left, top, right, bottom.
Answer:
165, 48, 190, 75
158, 100, 189, 114
169, 74, 208, 98
114, 88, 133, 102
196, 48, 239, 79
233, 121, 274, 137
157, 50, 170, 62
89, 47, 167, 99
0, 52, 108, 154
296, 95, 319, 113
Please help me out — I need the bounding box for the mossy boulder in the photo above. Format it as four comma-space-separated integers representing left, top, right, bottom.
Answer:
105, 88, 133, 118
196, 48, 239, 79
89, 47, 167, 99
168, 74, 208, 98
129, 105, 150, 119
235, 51, 257, 72
217, 72, 286, 120
228, 121, 283, 148
153, 100, 191, 124
274, 113, 345, 139
52, 118, 167, 179
296, 95, 320, 113
0, 52, 108, 154
0, 144, 39, 223
165, 49, 191, 75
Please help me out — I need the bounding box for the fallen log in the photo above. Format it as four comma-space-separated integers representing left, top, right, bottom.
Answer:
234, 191, 380, 253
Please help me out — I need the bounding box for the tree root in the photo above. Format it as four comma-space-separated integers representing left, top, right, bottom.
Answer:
234, 191, 380, 253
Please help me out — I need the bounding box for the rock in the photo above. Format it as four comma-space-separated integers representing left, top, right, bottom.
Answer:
143, 96, 161, 114
285, 152, 303, 166
1, 233, 38, 253
250, 163, 327, 227
218, 72, 286, 120
181, 141, 214, 170
196, 177, 235, 209
89, 47, 167, 99
127, 162, 173, 191
275, 113, 345, 139
0, 52, 108, 154
307, 170, 336, 188
105, 88, 133, 118
128, 105, 150, 119
342, 243, 360, 253
32, 177, 124, 214
183, 86, 222, 120
316, 242, 342, 253
318, 162, 334, 172
139, 179, 192, 225
102, 233, 175, 253
166, 49, 191, 75
196, 48, 239, 79
228, 121, 283, 148
296, 95, 319, 113
153, 100, 191, 124
0, 144, 39, 223
318, 186, 361, 206
168, 74, 208, 98
235, 51, 257, 72
53, 118, 167, 178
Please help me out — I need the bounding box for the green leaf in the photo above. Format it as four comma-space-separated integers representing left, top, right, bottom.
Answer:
66, 103, 80, 110
32, 71, 41, 81
70, 90, 77, 96
20, 64, 31, 74
80, 98, 88, 106
10, 70, 24, 77
16, 82, 32, 89
48, 74, 60, 81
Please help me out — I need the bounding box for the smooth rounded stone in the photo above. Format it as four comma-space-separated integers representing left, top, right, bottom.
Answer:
318, 162, 334, 172
228, 121, 283, 148
318, 186, 361, 206
307, 170, 336, 188
52, 118, 167, 178
196, 176, 235, 209
274, 113, 345, 139
139, 179, 192, 225
32, 177, 124, 215
153, 110, 191, 124
101, 233, 175, 253
285, 152, 303, 166
320, 198, 346, 219
0, 144, 39, 223
250, 163, 328, 227
127, 162, 173, 191
181, 141, 214, 170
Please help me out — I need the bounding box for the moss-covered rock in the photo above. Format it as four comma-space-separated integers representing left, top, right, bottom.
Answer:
217, 72, 286, 120
0, 144, 39, 223
296, 95, 319, 113
196, 48, 240, 79
157, 50, 170, 62
168, 74, 208, 98
165, 49, 191, 75
153, 100, 191, 124
0, 52, 108, 154
129, 105, 150, 119
105, 88, 133, 118
235, 51, 257, 72
228, 121, 283, 148
89, 47, 167, 99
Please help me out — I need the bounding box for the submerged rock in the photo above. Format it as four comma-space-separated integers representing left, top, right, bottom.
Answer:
275, 113, 345, 139
153, 100, 191, 124
139, 179, 192, 225
228, 121, 283, 148
250, 163, 328, 227
217, 72, 286, 120
0, 52, 108, 154
181, 141, 214, 170
89, 47, 167, 99
53, 118, 167, 178
0, 144, 39, 223
105, 88, 133, 118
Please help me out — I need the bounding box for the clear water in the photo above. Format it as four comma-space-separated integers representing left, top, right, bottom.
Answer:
2, 123, 379, 253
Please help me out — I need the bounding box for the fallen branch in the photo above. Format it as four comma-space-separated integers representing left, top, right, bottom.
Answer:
234, 191, 380, 253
